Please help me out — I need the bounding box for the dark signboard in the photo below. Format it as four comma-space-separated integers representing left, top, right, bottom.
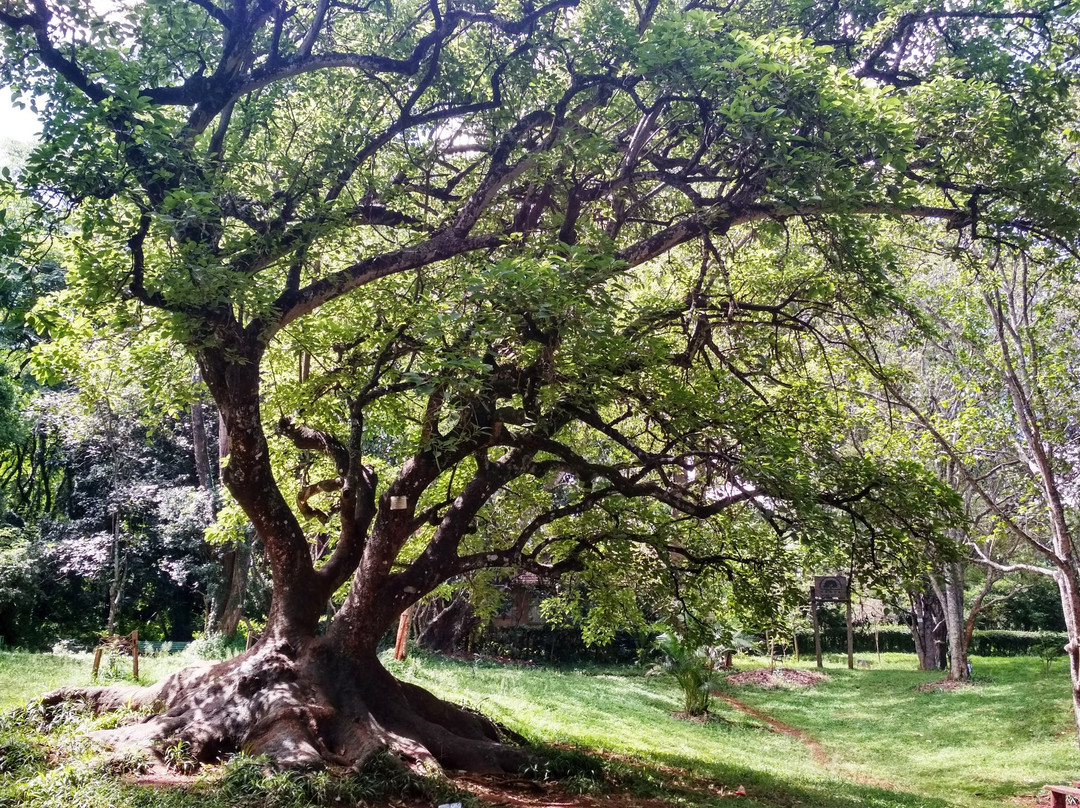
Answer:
813, 575, 849, 602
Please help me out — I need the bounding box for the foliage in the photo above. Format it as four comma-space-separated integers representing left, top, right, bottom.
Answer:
978, 575, 1067, 632
0, 0, 1061, 648
0, 394, 214, 647
647, 624, 754, 716
649, 630, 718, 716
1031, 633, 1066, 673
184, 632, 244, 661
1, 0, 1080, 772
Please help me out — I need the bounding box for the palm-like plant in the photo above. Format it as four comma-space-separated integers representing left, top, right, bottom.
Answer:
650, 632, 717, 716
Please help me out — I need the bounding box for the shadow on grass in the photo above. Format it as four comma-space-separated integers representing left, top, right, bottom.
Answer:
532, 741, 953, 808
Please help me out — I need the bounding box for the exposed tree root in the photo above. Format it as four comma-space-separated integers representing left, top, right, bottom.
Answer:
41, 637, 530, 774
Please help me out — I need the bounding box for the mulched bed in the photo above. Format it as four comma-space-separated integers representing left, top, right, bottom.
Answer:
914, 679, 973, 692
724, 668, 828, 688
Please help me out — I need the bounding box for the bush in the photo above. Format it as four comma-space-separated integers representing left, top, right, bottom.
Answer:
968, 630, 1069, 657
649, 632, 715, 716
472, 625, 640, 664
792, 627, 1071, 658
185, 632, 244, 660
1028, 632, 1065, 671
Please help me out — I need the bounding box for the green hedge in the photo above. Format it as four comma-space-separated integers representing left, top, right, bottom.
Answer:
471, 625, 1068, 664
793, 627, 1068, 657
792, 626, 912, 655
473, 625, 641, 664
968, 630, 1067, 657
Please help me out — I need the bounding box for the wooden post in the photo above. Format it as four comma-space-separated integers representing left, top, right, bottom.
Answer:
846, 598, 854, 670
131, 630, 139, 679
92, 647, 103, 678
875, 624, 881, 662
393, 606, 413, 661
810, 587, 822, 669
793, 629, 799, 663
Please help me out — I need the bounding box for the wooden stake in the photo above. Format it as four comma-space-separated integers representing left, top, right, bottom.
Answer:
393, 606, 413, 661
846, 599, 854, 670
810, 588, 822, 669
131, 630, 139, 679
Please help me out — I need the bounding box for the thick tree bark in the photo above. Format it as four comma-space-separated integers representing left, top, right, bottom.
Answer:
48, 630, 528, 772
416, 592, 480, 655
909, 590, 945, 671
931, 563, 969, 681
207, 543, 250, 638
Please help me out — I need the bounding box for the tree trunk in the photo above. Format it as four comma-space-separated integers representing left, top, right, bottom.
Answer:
105, 514, 126, 635
1054, 567, 1080, 751
201, 402, 254, 639
45, 348, 532, 774
48, 622, 528, 772
930, 563, 969, 681
207, 542, 250, 638
909, 590, 945, 671
943, 565, 969, 680
415, 592, 479, 655
191, 402, 213, 493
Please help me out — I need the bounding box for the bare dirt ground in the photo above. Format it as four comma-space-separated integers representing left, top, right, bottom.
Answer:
715, 680, 898, 792
914, 679, 973, 692
724, 668, 828, 688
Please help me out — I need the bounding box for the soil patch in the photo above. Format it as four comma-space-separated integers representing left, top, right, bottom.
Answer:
724, 668, 828, 688
914, 679, 973, 692
713, 692, 830, 767
715, 692, 896, 791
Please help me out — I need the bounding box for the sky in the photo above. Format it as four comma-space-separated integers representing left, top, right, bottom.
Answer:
0, 91, 42, 143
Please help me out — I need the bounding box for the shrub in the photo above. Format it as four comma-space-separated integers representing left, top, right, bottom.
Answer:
648, 632, 717, 716
1031, 632, 1066, 672
185, 632, 243, 660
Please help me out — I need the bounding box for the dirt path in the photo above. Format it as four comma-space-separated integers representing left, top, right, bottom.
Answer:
713, 692, 830, 766
714, 691, 897, 790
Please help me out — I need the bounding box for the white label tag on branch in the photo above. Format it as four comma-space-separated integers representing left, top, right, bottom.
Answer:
390, 495, 408, 510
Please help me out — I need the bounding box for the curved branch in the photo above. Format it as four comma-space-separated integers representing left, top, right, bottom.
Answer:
277, 417, 350, 476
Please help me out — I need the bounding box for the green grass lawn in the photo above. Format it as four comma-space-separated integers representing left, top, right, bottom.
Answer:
0, 648, 1076, 807
0, 649, 188, 711
390, 651, 1078, 807
713, 653, 1078, 806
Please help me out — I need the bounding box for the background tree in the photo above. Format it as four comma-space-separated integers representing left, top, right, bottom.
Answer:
2, 0, 1076, 772
874, 240, 1080, 736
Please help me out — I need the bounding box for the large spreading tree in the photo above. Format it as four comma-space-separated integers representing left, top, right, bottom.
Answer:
2, 0, 1077, 772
